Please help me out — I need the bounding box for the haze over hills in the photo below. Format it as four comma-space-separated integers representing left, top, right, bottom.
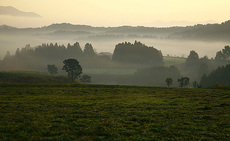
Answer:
1, 20, 230, 41
0, 20, 230, 59
0, 6, 41, 17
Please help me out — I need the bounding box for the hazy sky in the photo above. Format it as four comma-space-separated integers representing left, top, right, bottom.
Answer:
0, 0, 230, 27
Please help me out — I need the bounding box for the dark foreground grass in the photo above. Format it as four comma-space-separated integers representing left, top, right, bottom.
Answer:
0, 84, 230, 140
0, 71, 80, 84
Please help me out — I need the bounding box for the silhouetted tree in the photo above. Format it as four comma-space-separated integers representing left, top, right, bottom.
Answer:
165, 78, 173, 87
222, 45, 230, 59
186, 50, 199, 67
215, 46, 230, 61
178, 77, 190, 87
67, 42, 83, 58
112, 41, 163, 66
215, 51, 226, 60
62, 59, 82, 82
192, 81, 201, 88
200, 64, 230, 87
4, 51, 11, 59
47, 65, 58, 75
83, 43, 96, 56
80, 74, 91, 83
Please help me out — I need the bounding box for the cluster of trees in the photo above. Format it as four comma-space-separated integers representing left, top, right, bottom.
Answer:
47, 59, 91, 83
215, 46, 230, 61
200, 64, 230, 87
179, 46, 230, 87
0, 42, 110, 71
119, 65, 181, 86
112, 41, 163, 66
165, 77, 195, 88
1, 40, 230, 87
1, 41, 164, 71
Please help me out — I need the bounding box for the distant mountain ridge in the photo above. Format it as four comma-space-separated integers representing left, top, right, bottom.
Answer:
0, 6, 41, 17
1, 20, 230, 41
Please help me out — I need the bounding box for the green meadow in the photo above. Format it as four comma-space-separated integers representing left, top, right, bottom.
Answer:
0, 84, 229, 140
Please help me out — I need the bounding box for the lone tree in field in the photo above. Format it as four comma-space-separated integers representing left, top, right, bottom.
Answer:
47, 65, 58, 75
165, 78, 173, 87
80, 74, 91, 83
62, 59, 82, 82
178, 77, 190, 87
192, 81, 201, 88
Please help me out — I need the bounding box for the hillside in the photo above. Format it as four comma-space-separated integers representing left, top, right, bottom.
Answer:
0, 71, 80, 84
0, 6, 41, 17
1, 20, 230, 41
0, 84, 229, 140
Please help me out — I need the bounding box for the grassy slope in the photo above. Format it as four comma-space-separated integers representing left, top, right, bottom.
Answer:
0, 84, 229, 140
0, 71, 81, 84
163, 56, 186, 66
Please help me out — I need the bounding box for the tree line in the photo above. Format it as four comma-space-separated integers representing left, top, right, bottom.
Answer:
1, 41, 230, 87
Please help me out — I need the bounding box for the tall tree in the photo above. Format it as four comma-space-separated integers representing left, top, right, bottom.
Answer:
62, 59, 82, 82
83, 43, 96, 56
186, 50, 199, 67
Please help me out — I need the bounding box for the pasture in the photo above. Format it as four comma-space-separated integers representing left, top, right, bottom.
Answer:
0, 84, 229, 140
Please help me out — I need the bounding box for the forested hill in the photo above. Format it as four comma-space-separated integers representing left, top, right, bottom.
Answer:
1, 20, 230, 41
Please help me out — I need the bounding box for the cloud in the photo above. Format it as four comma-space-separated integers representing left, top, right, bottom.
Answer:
0, 6, 41, 17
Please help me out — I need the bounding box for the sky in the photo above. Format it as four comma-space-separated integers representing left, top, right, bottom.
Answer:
0, 0, 230, 28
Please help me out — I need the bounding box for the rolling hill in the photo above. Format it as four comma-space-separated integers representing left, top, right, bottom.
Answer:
1, 20, 230, 41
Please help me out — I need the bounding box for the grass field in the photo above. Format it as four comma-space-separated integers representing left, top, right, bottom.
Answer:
0, 84, 229, 140
163, 56, 186, 66
0, 71, 80, 84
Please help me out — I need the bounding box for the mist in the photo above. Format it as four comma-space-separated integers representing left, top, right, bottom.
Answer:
1, 22, 230, 87
0, 34, 229, 60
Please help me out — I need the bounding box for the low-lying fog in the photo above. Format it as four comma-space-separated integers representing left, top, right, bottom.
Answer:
0, 35, 229, 59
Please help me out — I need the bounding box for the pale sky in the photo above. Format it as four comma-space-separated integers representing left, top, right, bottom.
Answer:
0, 0, 230, 27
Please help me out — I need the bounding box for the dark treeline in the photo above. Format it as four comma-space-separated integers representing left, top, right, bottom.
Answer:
2, 20, 230, 42
113, 41, 163, 66
178, 46, 230, 87
0, 41, 163, 71
1, 41, 230, 87
200, 64, 230, 87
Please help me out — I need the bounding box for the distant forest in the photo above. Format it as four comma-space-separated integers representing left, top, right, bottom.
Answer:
1, 41, 230, 87
0, 41, 163, 71
1, 20, 230, 41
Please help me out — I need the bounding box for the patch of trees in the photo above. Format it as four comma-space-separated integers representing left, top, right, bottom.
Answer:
215, 46, 230, 61
0, 42, 109, 71
112, 41, 163, 66
180, 50, 210, 83
47, 65, 58, 75
200, 64, 230, 87
1, 41, 165, 72
123, 65, 181, 86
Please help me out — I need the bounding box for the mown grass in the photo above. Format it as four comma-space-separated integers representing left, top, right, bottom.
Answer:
0, 84, 230, 140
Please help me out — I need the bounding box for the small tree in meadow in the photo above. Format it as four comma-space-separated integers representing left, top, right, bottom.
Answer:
165, 78, 173, 87
62, 59, 82, 82
192, 81, 201, 88
47, 65, 58, 75
80, 74, 92, 83
178, 77, 190, 87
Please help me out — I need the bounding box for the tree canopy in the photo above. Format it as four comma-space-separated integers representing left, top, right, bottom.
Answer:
47, 65, 58, 75
112, 41, 163, 66
62, 59, 82, 82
